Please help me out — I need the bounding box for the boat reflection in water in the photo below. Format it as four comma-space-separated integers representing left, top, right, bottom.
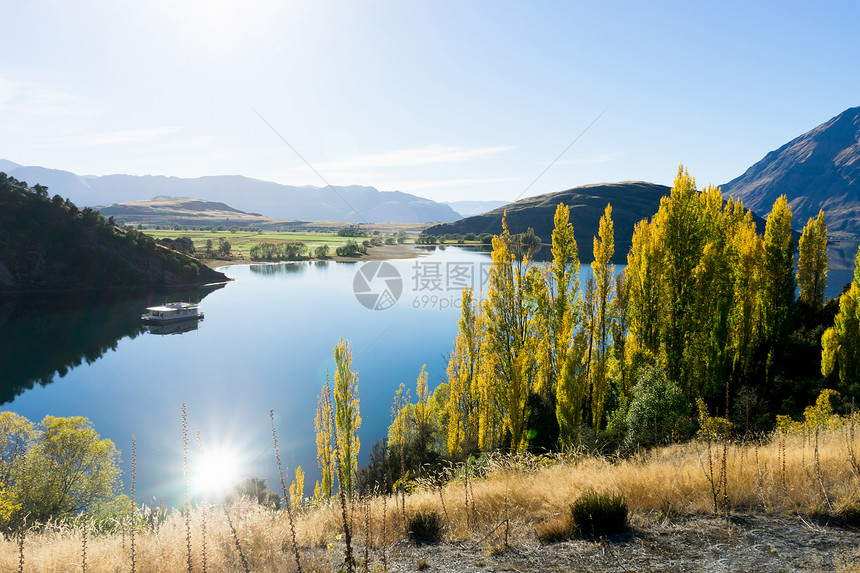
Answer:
145, 320, 201, 336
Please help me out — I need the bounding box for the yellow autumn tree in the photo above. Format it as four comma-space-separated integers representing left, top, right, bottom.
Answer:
333, 339, 361, 496
822, 248, 860, 391
313, 381, 334, 498
484, 212, 539, 452
588, 203, 615, 428
727, 210, 764, 379
797, 209, 828, 309
289, 466, 304, 508
624, 218, 663, 365
760, 195, 795, 350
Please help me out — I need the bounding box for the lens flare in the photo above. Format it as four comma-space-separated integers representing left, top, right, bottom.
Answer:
192, 448, 242, 497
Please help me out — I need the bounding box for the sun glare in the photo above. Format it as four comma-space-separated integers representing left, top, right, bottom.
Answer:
192, 448, 242, 497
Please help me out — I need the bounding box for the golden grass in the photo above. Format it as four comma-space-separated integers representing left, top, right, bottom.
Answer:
3, 427, 860, 572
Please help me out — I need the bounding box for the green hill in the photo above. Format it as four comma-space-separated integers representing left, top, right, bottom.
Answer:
425, 182, 671, 262
0, 173, 228, 294
425, 181, 771, 262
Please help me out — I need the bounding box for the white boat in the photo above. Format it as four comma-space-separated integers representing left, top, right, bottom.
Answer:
141, 302, 204, 325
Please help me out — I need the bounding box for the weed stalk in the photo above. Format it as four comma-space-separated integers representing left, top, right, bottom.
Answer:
181, 402, 193, 573
270, 409, 303, 573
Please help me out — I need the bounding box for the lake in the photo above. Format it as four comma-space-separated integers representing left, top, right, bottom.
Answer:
1, 246, 495, 506
1, 242, 855, 507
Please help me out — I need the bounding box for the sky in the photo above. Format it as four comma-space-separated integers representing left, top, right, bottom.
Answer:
1, 1, 858, 203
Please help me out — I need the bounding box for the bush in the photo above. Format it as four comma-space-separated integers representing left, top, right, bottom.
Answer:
407, 510, 442, 541
622, 366, 692, 453
569, 490, 628, 539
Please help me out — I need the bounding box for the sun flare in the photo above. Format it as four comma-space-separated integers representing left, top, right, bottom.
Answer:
192, 448, 242, 497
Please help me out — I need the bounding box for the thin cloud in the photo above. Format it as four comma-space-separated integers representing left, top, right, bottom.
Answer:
0, 78, 91, 115
316, 144, 515, 171
39, 126, 182, 148
389, 176, 520, 191
550, 151, 625, 166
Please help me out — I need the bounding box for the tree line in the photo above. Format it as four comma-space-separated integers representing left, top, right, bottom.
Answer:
338, 165, 846, 493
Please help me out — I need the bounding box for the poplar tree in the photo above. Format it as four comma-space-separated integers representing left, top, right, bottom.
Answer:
625, 219, 663, 362
760, 195, 795, 352
413, 365, 432, 449
797, 210, 828, 309
653, 166, 704, 391
313, 381, 334, 498
484, 212, 538, 452
822, 247, 860, 391
445, 289, 481, 456
589, 204, 615, 428
727, 212, 764, 380
333, 339, 361, 496
547, 204, 589, 446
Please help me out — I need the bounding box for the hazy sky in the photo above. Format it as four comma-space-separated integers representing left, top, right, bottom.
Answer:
1, 1, 857, 202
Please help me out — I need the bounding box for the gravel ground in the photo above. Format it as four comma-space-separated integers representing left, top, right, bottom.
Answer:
381, 513, 860, 572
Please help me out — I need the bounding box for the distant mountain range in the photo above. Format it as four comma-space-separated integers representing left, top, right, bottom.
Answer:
444, 200, 510, 217
5, 105, 859, 239
721, 106, 860, 237
0, 161, 462, 224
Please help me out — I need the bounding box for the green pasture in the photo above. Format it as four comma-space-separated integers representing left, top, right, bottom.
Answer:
141, 229, 416, 259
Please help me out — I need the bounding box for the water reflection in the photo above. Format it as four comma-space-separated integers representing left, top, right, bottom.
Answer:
146, 321, 200, 336
0, 285, 223, 403
249, 262, 309, 275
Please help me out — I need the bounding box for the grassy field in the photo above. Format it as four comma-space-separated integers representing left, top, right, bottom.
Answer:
144, 230, 374, 258
4, 426, 860, 572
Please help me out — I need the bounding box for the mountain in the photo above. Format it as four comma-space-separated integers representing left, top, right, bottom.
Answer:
445, 200, 510, 217
0, 175, 228, 294
0, 163, 461, 224
721, 106, 860, 237
426, 182, 671, 263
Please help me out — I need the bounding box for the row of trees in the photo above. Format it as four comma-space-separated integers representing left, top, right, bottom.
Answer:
381, 166, 839, 475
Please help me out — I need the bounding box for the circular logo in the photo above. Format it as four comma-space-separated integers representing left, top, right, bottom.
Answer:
353, 262, 403, 310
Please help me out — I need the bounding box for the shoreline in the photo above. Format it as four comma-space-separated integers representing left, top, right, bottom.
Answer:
203, 243, 426, 270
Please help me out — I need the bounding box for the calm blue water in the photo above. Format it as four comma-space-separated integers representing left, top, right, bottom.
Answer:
1, 242, 854, 507
1, 246, 493, 505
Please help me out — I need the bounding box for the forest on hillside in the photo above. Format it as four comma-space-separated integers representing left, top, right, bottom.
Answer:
0, 172, 226, 292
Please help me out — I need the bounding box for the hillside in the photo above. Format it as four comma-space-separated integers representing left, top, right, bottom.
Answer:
0, 162, 461, 224
426, 181, 773, 262
0, 173, 228, 294
99, 197, 292, 229
426, 182, 671, 262
721, 106, 860, 237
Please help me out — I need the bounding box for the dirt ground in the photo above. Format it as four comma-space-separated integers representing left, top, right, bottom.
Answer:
379, 513, 860, 572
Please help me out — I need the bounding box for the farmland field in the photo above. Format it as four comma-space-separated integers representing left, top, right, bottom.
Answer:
143, 230, 371, 258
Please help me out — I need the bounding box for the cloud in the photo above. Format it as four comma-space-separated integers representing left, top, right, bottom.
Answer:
0, 77, 90, 115
315, 144, 515, 171
39, 126, 182, 148
385, 177, 521, 192
550, 152, 626, 166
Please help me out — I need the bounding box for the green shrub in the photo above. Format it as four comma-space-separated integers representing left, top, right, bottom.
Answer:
570, 490, 628, 539
622, 366, 692, 453
407, 510, 442, 541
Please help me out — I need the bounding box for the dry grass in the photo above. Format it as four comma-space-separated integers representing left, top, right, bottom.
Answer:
4, 427, 860, 572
